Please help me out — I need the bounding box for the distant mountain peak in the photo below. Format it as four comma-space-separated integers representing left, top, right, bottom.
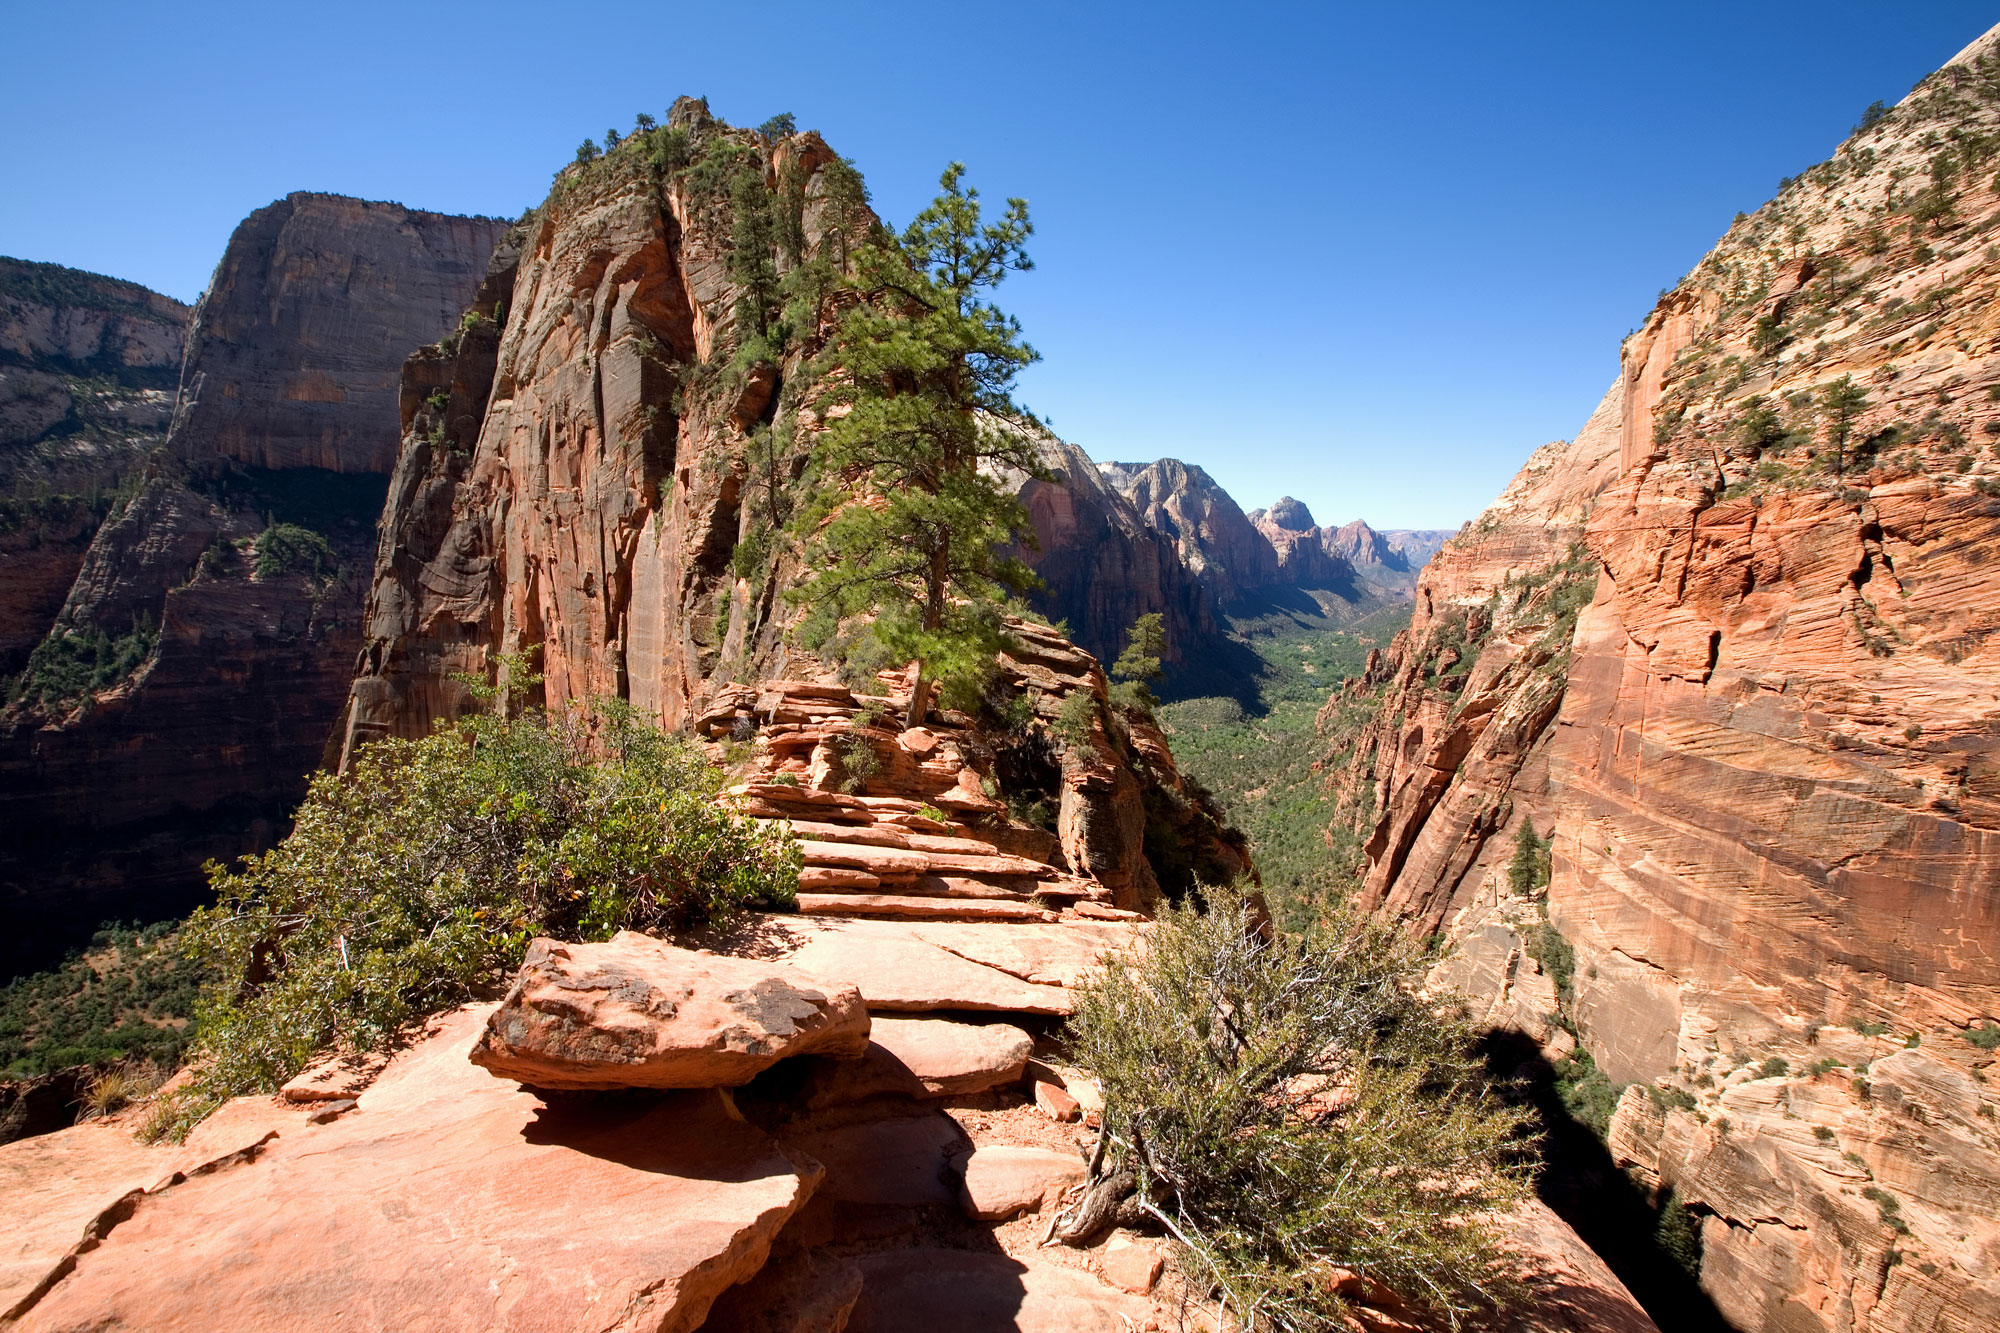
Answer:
1266, 496, 1315, 531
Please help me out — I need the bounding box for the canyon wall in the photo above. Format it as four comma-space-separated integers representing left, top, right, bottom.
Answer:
1330, 28, 2000, 1332
0, 259, 190, 675
0, 198, 507, 973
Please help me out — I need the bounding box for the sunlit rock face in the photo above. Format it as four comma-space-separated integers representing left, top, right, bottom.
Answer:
1332, 25, 2000, 1331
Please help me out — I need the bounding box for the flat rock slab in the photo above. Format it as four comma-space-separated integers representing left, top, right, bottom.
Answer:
698, 1248, 862, 1333
793, 894, 1057, 923
955, 1145, 1087, 1221
11, 1005, 821, 1333
799, 1017, 1033, 1108
729, 917, 1125, 1016
471, 931, 869, 1090
846, 1248, 1153, 1333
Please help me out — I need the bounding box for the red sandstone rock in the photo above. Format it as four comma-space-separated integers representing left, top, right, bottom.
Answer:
1098, 1235, 1164, 1295
470, 933, 869, 1089
845, 1248, 1154, 1333
1033, 1080, 1082, 1123
955, 1144, 1088, 1220
8, 1006, 820, 1332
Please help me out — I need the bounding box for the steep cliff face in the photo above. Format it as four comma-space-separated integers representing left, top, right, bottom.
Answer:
1333, 28, 2000, 1332
0, 199, 508, 973
1005, 441, 1224, 673
0, 260, 190, 674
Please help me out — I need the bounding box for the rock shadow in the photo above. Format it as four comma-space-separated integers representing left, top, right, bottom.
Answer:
520, 1088, 799, 1184
1479, 1029, 1742, 1333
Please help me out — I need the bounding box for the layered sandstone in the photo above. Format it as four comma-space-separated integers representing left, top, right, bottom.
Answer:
1333, 27, 2000, 1331
0, 200, 507, 972
0, 259, 191, 674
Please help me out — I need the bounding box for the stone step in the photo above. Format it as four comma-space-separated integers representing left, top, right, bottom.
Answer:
794, 840, 1053, 880
774, 818, 1004, 858
799, 867, 883, 891
793, 894, 1059, 923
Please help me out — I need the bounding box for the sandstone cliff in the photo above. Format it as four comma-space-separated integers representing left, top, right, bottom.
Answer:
1329, 27, 2000, 1332
0, 259, 190, 675
0, 199, 507, 974
337, 102, 1244, 915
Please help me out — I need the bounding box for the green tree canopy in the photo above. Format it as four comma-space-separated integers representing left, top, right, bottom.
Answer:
1110, 611, 1166, 713
1818, 374, 1870, 474
793, 163, 1050, 724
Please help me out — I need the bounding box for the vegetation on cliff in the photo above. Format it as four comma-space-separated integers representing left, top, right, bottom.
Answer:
143, 691, 800, 1139
1066, 886, 1531, 1329
793, 163, 1050, 726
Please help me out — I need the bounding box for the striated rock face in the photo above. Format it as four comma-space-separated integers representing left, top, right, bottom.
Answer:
0, 200, 508, 973
1333, 28, 2000, 1331
0, 259, 190, 675
1097, 458, 1282, 609
1003, 440, 1224, 672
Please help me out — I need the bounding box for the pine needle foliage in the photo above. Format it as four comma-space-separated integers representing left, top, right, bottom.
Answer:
142, 698, 798, 1141
792, 163, 1050, 725
1068, 888, 1533, 1330
1110, 611, 1166, 713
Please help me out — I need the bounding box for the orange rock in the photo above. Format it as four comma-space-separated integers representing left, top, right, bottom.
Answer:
1099, 1235, 1163, 1294
797, 866, 882, 891
1034, 1080, 1082, 1122
470, 932, 870, 1089
955, 1144, 1087, 1220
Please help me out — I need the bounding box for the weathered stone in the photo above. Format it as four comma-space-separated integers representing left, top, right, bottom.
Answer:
9, 1006, 819, 1332
794, 893, 1057, 922
768, 918, 1079, 1015
796, 1016, 1032, 1108
1033, 1081, 1082, 1123
955, 1144, 1087, 1220
1098, 1235, 1163, 1295
782, 1112, 964, 1209
698, 1248, 862, 1333
470, 933, 869, 1089
277, 1050, 388, 1103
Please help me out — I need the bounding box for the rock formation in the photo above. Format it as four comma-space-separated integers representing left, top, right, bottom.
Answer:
0, 198, 508, 973
1328, 27, 2000, 1331
0, 259, 190, 676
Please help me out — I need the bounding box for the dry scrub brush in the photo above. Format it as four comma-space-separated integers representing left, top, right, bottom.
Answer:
1065, 887, 1533, 1330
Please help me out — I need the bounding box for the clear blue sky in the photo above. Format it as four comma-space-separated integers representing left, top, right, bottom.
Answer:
4, 3, 1993, 528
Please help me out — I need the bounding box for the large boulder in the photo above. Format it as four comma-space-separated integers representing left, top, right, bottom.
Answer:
470, 933, 870, 1090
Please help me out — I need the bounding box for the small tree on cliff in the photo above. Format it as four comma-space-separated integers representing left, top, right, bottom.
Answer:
793, 163, 1049, 726
1818, 375, 1869, 475
1110, 612, 1167, 713
1507, 816, 1547, 896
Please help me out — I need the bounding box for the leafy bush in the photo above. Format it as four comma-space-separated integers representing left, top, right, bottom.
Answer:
1526, 918, 1575, 1009
1551, 1048, 1623, 1139
1757, 1056, 1790, 1080
143, 701, 798, 1140
253, 523, 336, 582
1066, 887, 1532, 1329
1053, 689, 1099, 749
1656, 1191, 1702, 1277
1967, 1022, 2000, 1051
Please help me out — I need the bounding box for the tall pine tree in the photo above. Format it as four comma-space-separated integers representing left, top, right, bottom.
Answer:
793, 163, 1049, 725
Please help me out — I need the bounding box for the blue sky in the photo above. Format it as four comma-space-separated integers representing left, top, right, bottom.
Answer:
4, 3, 1994, 527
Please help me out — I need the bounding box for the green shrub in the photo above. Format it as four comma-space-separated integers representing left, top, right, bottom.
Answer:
143, 701, 798, 1140
1527, 919, 1576, 1009
1552, 1048, 1623, 1139
1053, 689, 1099, 750
0, 922, 203, 1076
1066, 887, 1532, 1328
1967, 1022, 2000, 1051
1757, 1056, 1790, 1080
253, 523, 336, 582
10, 617, 157, 711
1656, 1190, 1702, 1278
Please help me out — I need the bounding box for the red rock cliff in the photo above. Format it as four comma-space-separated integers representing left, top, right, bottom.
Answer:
0, 198, 507, 973
1330, 28, 2000, 1331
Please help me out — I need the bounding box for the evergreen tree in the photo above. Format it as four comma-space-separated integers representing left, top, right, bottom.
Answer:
1508, 816, 1543, 896
793, 164, 1049, 726
1110, 612, 1166, 712
1819, 375, 1870, 474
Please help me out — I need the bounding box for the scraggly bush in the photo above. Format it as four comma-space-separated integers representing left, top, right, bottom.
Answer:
1065, 887, 1532, 1329
143, 699, 798, 1140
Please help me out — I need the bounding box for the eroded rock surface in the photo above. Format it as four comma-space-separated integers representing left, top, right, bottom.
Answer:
470, 933, 869, 1089
1329, 27, 2000, 1331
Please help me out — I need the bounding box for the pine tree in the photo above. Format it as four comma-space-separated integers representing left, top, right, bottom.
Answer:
793, 164, 1049, 726
1819, 375, 1870, 475
1508, 817, 1543, 896
1110, 612, 1166, 713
